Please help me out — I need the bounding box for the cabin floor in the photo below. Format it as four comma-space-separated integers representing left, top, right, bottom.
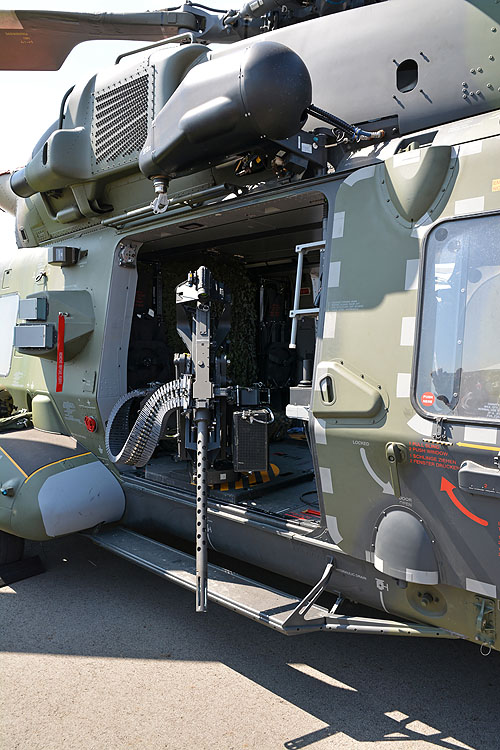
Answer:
127, 435, 321, 525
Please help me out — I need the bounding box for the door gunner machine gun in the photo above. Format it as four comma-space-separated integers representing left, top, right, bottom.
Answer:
105, 266, 272, 611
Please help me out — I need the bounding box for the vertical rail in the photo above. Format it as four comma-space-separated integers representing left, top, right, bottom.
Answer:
289, 247, 305, 349
195, 407, 210, 612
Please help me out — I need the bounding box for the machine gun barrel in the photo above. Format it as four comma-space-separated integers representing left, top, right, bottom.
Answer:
194, 407, 210, 613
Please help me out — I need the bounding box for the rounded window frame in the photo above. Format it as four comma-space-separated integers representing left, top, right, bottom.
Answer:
410, 209, 500, 427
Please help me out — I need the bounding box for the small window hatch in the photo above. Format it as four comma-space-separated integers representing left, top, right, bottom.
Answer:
397, 59, 418, 93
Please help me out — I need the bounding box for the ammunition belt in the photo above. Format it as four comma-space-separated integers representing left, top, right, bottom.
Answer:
105, 376, 191, 467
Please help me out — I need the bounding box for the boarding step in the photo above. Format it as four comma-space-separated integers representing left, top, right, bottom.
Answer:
85, 526, 329, 633
85, 526, 459, 639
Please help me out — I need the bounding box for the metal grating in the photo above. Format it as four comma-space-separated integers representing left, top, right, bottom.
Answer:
93, 74, 149, 165
232, 412, 268, 472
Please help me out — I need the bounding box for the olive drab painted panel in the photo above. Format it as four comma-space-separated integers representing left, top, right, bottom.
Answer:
312, 138, 500, 600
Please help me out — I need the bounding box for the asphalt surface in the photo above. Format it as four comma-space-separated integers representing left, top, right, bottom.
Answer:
1, 534, 499, 750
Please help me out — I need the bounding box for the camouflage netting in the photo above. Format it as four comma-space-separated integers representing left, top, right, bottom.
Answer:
0, 388, 13, 418
160, 254, 257, 386
0, 388, 31, 432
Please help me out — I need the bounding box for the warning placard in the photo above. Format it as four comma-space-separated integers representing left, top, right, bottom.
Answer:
409, 441, 459, 471
421, 392, 435, 406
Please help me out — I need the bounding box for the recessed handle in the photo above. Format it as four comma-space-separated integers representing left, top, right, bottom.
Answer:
319, 375, 335, 404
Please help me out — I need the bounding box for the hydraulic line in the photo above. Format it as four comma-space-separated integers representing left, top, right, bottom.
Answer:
306, 104, 384, 141
105, 376, 191, 467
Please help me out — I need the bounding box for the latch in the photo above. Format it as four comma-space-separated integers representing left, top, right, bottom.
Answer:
474, 597, 496, 647
385, 442, 407, 497
432, 416, 447, 441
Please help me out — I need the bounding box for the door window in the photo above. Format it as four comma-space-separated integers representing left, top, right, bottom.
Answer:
415, 215, 500, 421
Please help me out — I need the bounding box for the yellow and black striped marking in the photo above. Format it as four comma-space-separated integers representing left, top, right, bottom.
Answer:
214, 463, 280, 492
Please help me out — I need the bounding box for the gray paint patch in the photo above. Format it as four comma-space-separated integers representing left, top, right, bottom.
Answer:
332, 212, 345, 239
400, 317, 415, 346
405, 568, 439, 585
326, 515, 343, 544
38, 460, 125, 537
328, 261, 341, 288
407, 414, 434, 437
323, 311, 337, 339
463, 425, 498, 445
405, 259, 419, 291
313, 417, 327, 445
396, 373, 411, 398
455, 196, 484, 215
465, 578, 496, 598
319, 466, 333, 494
344, 165, 375, 186
459, 141, 482, 157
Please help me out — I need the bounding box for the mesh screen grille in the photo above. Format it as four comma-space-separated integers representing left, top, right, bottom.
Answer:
93, 74, 149, 164
232, 413, 268, 472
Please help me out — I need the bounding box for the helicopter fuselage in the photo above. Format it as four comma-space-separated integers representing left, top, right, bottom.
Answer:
1, 0, 500, 649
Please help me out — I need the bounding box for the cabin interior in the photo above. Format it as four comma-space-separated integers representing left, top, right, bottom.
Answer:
124, 190, 327, 527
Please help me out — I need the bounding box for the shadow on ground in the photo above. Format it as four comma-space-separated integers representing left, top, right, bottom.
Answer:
1, 534, 496, 749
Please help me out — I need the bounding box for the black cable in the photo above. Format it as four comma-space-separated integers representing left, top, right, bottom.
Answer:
300, 489, 319, 506
189, 1, 228, 11
306, 104, 356, 136
307, 104, 384, 141
58, 85, 75, 130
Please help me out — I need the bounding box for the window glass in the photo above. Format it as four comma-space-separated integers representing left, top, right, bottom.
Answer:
415, 215, 500, 421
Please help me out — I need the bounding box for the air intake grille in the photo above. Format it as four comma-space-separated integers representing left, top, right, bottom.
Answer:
93, 74, 150, 166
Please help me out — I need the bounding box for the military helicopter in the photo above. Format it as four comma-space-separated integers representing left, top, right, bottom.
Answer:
1, 0, 500, 651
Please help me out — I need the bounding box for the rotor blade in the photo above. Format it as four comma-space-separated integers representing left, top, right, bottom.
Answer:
0, 10, 201, 70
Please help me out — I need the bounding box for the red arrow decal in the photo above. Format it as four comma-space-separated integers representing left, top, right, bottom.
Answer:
440, 477, 488, 526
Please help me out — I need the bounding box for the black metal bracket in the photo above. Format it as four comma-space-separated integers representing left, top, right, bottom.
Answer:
281, 558, 341, 631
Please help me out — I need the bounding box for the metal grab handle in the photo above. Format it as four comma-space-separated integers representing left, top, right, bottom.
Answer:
289, 240, 325, 349
289, 248, 305, 350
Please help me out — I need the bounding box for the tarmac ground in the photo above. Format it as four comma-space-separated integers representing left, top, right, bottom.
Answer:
1, 533, 499, 750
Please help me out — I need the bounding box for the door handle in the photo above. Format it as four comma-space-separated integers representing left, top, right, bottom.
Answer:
458, 460, 500, 498
385, 442, 407, 497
